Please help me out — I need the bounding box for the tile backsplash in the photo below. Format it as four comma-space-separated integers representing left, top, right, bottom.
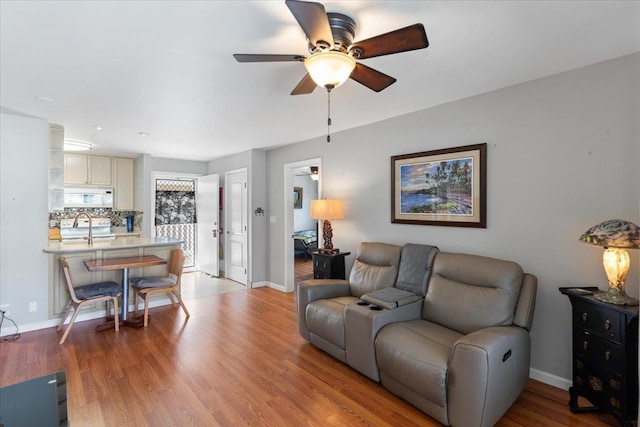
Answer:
49, 209, 143, 229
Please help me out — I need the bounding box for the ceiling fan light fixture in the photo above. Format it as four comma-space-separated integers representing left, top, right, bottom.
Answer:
304, 51, 355, 89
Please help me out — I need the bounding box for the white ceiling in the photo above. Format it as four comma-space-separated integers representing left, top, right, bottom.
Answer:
1, 1, 639, 161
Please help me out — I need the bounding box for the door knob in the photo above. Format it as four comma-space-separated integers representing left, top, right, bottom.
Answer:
212, 229, 217, 238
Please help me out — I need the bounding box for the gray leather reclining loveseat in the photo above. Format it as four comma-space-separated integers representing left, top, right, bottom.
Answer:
297, 242, 537, 427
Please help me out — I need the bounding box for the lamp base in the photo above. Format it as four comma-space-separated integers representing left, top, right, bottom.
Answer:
594, 287, 639, 306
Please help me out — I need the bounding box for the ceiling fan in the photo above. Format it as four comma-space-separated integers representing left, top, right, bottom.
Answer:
233, 0, 429, 95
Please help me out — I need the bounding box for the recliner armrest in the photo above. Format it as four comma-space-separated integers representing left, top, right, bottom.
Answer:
345, 300, 423, 381
296, 279, 350, 340
448, 326, 530, 427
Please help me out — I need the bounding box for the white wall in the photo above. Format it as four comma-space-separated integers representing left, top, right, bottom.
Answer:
293, 174, 318, 231
265, 53, 640, 384
0, 113, 49, 325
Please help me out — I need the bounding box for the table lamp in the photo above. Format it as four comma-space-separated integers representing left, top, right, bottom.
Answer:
579, 219, 640, 305
310, 199, 344, 253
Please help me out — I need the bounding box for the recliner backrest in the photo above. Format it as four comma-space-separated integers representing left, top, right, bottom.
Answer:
348, 242, 402, 297
396, 244, 439, 296
423, 252, 524, 335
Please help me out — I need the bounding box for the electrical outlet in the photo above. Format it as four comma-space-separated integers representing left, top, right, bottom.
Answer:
0, 304, 9, 316
29, 301, 37, 312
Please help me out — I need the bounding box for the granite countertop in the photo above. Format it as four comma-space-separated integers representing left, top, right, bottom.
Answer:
44, 236, 184, 254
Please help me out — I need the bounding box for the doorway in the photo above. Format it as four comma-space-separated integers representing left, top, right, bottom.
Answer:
153, 176, 198, 268
284, 158, 321, 293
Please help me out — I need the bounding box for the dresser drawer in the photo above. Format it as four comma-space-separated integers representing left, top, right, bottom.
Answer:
573, 299, 622, 343
574, 329, 622, 375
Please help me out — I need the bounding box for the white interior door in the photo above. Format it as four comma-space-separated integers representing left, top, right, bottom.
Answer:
225, 168, 248, 285
196, 173, 219, 276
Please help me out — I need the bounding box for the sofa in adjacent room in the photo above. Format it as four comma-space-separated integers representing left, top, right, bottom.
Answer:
296, 242, 537, 427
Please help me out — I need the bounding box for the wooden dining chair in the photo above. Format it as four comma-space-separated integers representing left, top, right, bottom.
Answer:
58, 257, 121, 344
130, 248, 189, 327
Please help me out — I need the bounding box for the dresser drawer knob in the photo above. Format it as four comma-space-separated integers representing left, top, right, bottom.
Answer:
582, 312, 588, 322
610, 379, 621, 391
589, 376, 603, 392
605, 351, 611, 361
583, 341, 588, 351
604, 319, 611, 330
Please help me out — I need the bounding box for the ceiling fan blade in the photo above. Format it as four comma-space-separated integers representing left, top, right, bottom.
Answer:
291, 73, 317, 95
285, 0, 334, 49
349, 63, 397, 92
349, 24, 429, 60
233, 54, 305, 63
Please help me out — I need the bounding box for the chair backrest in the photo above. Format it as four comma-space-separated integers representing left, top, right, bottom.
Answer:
395, 244, 439, 296
59, 257, 82, 304
348, 242, 402, 297
423, 252, 536, 334
167, 248, 185, 285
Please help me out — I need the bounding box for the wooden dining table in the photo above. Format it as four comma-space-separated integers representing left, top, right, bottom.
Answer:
84, 255, 167, 328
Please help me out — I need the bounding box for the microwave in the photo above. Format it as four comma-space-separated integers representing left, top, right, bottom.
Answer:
63, 187, 114, 208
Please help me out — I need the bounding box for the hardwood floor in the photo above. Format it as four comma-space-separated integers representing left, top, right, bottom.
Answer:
295, 255, 314, 284
0, 288, 621, 426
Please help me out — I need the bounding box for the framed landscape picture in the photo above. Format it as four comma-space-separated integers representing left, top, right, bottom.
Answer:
293, 187, 303, 209
391, 143, 486, 228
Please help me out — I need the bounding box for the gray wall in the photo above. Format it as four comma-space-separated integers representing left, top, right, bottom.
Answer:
265, 53, 640, 383
0, 113, 50, 325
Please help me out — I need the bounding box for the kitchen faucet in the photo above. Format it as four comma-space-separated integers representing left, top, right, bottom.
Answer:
73, 212, 93, 245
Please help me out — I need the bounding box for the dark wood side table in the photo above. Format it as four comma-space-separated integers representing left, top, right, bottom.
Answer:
310, 251, 351, 279
560, 287, 639, 427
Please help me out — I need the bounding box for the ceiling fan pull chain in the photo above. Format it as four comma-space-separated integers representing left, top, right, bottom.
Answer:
327, 86, 332, 143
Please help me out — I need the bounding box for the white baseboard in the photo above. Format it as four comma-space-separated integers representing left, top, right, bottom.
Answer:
529, 368, 571, 390
265, 281, 287, 292
1, 297, 174, 337
251, 281, 268, 288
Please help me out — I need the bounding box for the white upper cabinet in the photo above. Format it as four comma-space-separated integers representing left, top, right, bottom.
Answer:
64, 153, 111, 185
112, 157, 134, 210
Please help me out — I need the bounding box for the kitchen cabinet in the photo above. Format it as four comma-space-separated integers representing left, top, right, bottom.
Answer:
48, 124, 64, 212
112, 157, 134, 210
64, 153, 112, 185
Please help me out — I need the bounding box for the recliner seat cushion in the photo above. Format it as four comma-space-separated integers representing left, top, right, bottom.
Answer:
424, 252, 524, 334
375, 320, 462, 407
306, 296, 358, 349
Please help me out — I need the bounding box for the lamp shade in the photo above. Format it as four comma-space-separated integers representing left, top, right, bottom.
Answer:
579, 219, 640, 249
310, 199, 344, 221
304, 51, 356, 89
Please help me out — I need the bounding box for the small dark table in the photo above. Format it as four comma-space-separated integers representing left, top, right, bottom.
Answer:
560, 287, 639, 427
310, 251, 351, 279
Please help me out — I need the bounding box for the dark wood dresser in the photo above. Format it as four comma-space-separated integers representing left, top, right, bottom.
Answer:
310, 251, 350, 279
560, 287, 639, 427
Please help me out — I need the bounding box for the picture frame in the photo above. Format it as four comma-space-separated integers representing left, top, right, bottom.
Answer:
293, 187, 303, 209
391, 143, 487, 228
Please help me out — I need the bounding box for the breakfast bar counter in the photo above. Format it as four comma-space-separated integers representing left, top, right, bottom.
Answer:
44, 237, 184, 319
44, 236, 184, 254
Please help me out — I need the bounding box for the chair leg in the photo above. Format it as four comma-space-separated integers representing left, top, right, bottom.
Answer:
167, 292, 177, 307
173, 291, 190, 318
143, 294, 151, 327
59, 304, 82, 344
57, 301, 73, 331
134, 290, 139, 317
112, 297, 119, 333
